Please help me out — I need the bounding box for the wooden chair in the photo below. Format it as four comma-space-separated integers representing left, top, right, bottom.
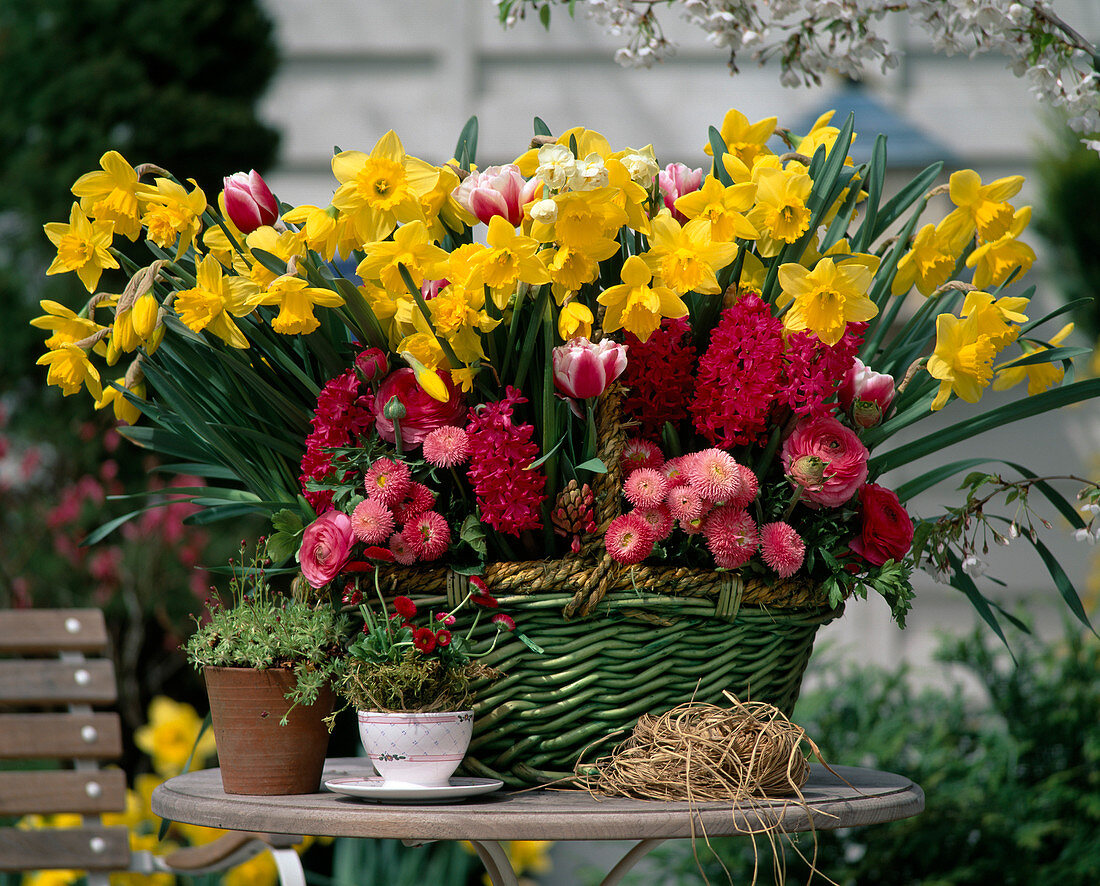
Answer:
0, 608, 306, 886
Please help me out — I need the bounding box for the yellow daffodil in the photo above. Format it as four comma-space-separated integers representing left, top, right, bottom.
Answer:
599, 254, 687, 342
705, 108, 777, 169
140, 178, 207, 259
222, 851, 278, 886
202, 191, 250, 270
282, 204, 340, 260
479, 215, 550, 307
641, 213, 738, 295
557, 300, 594, 340
530, 188, 626, 257
134, 696, 215, 776
330, 130, 437, 242
966, 205, 1035, 289
927, 313, 998, 410
22, 870, 82, 886
777, 257, 877, 345
36, 342, 103, 399
940, 169, 1025, 243
175, 254, 259, 348
794, 111, 856, 166
95, 376, 145, 425
70, 150, 144, 241
244, 226, 306, 289
993, 322, 1074, 396
249, 273, 345, 336
357, 221, 450, 294
730, 251, 767, 303
961, 290, 1028, 348
747, 166, 813, 256
44, 203, 120, 293
674, 175, 758, 242
398, 339, 448, 395
30, 299, 106, 351
505, 840, 553, 876
441, 242, 490, 289
892, 220, 969, 296
419, 162, 477, 239
427, 283, 500, 364
605, 157, 652, 234
544, 245, 601, 300
450, 365, 480, 393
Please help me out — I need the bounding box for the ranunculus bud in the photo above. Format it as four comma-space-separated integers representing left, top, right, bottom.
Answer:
838, 358, 895, 429
382, 395, 407, 422
222, 170, 278, 234
552, 337, 628, 400
658, 162, 703, 223
355, 347, 389, 383
787, 455, 826, 491
452, 164, 541, 227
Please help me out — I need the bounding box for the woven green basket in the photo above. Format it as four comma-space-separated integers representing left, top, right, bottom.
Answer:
381, 562, 840, 787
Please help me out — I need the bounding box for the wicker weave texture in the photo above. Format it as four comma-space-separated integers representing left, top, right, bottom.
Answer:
456, 593, 840, 787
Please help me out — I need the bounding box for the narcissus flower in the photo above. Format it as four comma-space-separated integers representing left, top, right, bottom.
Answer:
673, 175, 758, 243
174, 255, 259, 349
30, 300, 106, 351
705, 108, 777, 168
927, 313, 998, 410
941, 169, 1024, 243
640, 213, 738, 295
70, 151, 144, 241
479, 215, 551, 305
248, 274, 345, 336
36, 342, 103, 399
44, 204, 120, 293
356, 220, 450, 294
966, 206, 1036, 289
557, 300, 594, 341
777, 257, 877, 346
330, 130, 437, 242
140, 177, 207, 259
993, 322, 1075, 396
747, 166, 813, 252
892, 221, 968, 297
598, 255, 687, 342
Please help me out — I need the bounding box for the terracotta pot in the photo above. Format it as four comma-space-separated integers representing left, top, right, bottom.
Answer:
203, 666, 334, 795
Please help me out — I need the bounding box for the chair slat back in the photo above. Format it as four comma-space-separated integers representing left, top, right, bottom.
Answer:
0, 609, 130, 874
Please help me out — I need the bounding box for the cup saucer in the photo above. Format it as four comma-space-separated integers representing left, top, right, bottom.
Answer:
324, 775, 504, 804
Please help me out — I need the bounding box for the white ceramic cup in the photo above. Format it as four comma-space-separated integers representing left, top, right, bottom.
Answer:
357, 710, 474, 788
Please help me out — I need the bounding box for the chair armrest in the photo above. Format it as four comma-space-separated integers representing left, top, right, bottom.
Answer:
159, 831, 303, 873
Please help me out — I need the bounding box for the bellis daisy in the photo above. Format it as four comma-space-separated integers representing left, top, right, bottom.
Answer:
623, 468, 669, 509
403, 510, 451, 561
605, 513, 654, 565
350, 498, 395, 545
760, 522, 806, 578
364, 457, 411, 505
422, 425, 471, 468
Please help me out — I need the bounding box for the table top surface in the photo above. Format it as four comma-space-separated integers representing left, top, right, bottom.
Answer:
151, 759, 924, 842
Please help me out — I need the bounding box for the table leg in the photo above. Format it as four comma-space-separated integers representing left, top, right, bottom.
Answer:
600, 838, 668, 886
468, 840, 519, 886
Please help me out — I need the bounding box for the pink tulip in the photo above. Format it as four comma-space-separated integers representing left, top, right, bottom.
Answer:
838, 358, 896, 428
552, 337, 628, 400
453, 164, 540, 227
222, 170, 279, 233
658, 162, 703, 223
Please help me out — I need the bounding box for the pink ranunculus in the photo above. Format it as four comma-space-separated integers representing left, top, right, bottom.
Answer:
354, 347, 388, 383
222, 170, 279, 234
838, 358, 896, 429
299, 510, 354, 588
453, 164, 541, 227
849, 483, 914, 566
658, 162, 703, 223
373, 368, 466, 447
552, 337, 629, 400
781, 416, 869, 507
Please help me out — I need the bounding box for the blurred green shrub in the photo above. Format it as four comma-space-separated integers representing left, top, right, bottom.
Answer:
630, 627, 1100, 885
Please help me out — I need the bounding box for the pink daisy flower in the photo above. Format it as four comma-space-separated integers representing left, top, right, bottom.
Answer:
364, 458, 411, 505
680, 516, 705, 535
491, 612, 516, 632
422, 425, 471, 469
388, 531, 416, 565
633, 504, 674, 541
728, 464, 760, 510
620, 438, 665, 474
685, 448, 742, 503
703, 505, 758, 569
623, 468, 669, 509
760, 521, 806, 578
663, 455, 692, 488
667, 485, 705, 522
402, 510, 451, 561
350, 498, 396, 545
392, 482, 437, 525
604, 513, 654, 565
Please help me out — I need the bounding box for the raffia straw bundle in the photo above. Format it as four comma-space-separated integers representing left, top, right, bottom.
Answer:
576, 691, 818, 803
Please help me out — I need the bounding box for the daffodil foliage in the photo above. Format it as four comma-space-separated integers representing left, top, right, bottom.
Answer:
31, 110, 1100, 634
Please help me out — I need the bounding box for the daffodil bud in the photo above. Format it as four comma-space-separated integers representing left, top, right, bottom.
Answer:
131, 293, 159, 340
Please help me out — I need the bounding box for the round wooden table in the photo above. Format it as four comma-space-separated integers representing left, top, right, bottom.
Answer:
152, 758, 924, 886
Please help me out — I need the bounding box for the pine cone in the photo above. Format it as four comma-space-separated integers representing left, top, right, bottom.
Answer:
552, 481, 597, 553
